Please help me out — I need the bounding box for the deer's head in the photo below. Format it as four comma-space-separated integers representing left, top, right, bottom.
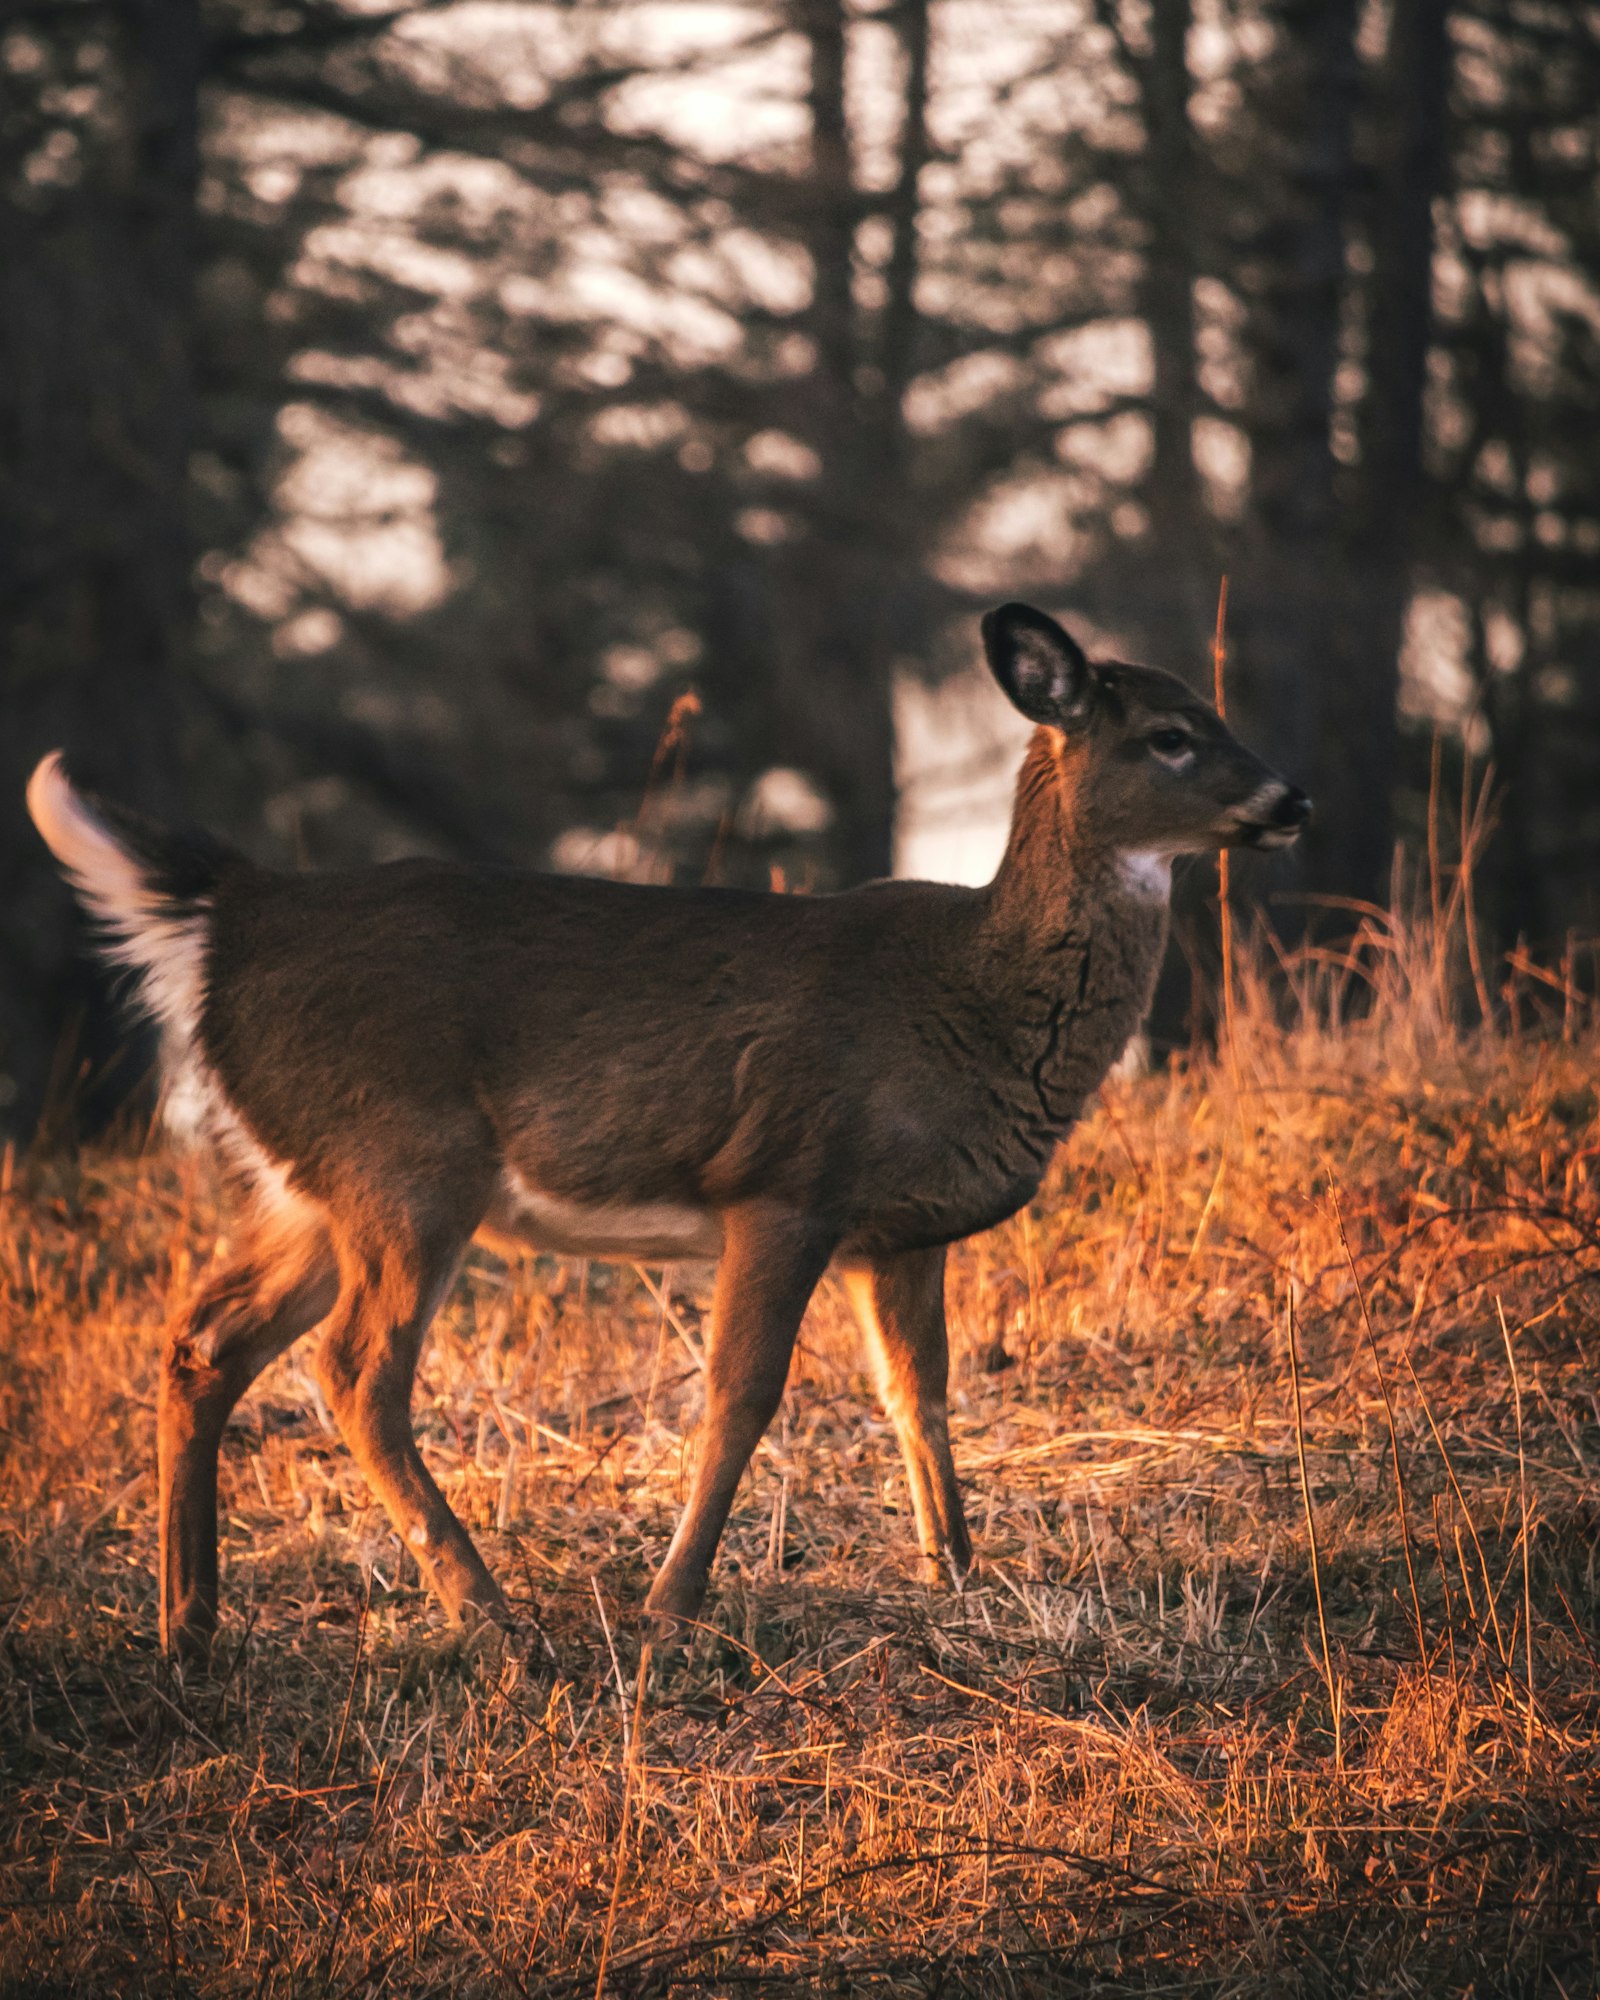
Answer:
982, 602, 1311, 858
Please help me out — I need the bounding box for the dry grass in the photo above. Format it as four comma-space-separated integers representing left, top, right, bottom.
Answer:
5, 901, 1600, 1996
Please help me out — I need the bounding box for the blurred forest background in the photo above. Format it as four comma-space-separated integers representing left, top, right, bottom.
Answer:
3, 0, 1599, 1140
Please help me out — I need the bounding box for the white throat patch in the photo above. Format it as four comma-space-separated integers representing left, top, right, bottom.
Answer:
1116, 850, 1173, 903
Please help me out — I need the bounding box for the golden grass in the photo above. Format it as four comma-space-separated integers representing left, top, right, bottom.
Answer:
4, 905, 1600, 1996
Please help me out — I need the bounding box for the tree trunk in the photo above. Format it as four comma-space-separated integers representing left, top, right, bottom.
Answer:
1140, 0, 1212, 665
0, 0, 198, 1140
1227, 0, 1362, 921
1337, 0, 1451, 910
770, 0, 923, 887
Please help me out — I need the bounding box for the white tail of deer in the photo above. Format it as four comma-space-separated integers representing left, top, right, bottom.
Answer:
29, 604, 1308, 1661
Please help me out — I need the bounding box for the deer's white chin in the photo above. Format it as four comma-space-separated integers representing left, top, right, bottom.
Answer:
1237, 822, 1301, 851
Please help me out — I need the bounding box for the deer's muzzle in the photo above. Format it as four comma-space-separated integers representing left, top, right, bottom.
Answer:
1233, 783, 1312, 850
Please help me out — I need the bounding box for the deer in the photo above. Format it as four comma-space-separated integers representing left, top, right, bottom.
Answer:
28, 603, 1308, 1664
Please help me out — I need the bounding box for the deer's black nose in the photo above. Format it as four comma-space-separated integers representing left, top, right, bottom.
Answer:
1276, 786, 1312, 828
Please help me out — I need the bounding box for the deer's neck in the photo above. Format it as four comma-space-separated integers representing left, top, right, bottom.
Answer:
975, 729, 1169, 1112
985, 728, 1169, 939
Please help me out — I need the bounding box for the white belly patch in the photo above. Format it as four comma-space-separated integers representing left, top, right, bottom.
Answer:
496, 1167, 722, 1261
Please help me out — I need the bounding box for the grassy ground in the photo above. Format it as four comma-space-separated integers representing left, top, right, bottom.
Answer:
4, 923, 1600, 1996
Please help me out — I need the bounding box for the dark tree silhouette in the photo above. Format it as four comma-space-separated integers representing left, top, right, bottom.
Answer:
1, 0, 199, 1134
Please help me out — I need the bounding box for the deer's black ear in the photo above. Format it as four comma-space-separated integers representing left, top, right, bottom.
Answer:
981, 603, 1093, 727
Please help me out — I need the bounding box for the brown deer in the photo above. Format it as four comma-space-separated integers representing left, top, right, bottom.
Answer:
28, 603, 1308, 1662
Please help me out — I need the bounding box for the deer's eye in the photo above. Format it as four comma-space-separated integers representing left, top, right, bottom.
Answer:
1148, 727, 1192, 760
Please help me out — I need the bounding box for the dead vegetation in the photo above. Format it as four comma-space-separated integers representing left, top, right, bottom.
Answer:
4, 892, 1600, 1997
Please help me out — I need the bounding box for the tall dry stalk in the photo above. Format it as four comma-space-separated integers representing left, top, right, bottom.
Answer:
1211, 577, 1238, 1074
1497, 1298, 1537, 1765
1459, 749, 1495, 1022
1286, 1281, 1340, 1768
594, 1625, 655, 2000
628, 689, 703, 882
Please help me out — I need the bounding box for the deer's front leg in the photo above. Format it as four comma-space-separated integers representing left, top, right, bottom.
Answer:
645, 1204, 832, 1632
843, 1246, 972, 1584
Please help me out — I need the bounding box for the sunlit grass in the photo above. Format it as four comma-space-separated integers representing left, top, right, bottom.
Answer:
4, 901, 1600, 1995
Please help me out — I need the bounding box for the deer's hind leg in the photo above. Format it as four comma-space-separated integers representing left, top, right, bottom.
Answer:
160, 1217, 339, 1663
844, 1247, 972, 1584
313, 1205, 511, 1635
